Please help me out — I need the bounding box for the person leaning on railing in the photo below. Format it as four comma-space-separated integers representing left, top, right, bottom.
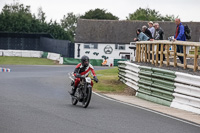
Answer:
134, 29, 150, 41
134, 29, 154, 61
173, 18, 186, 64
142, 25, 153, 39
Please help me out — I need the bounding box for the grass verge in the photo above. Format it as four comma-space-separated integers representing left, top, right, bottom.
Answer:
0, 56, 56, 65
93, 67, 127, 93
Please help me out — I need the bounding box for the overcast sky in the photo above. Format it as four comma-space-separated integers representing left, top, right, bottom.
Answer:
0, 0, 200, 22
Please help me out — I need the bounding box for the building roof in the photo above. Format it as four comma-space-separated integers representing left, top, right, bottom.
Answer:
75, 19, 200, 44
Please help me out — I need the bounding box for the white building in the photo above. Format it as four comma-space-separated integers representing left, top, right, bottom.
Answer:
74, 43, 135, 65
74, 19, 137, 65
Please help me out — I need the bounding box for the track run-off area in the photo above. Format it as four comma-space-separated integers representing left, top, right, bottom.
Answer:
0, 65, 199, 133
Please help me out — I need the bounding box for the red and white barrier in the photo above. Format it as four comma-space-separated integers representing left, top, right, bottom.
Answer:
0, 67, 11, 72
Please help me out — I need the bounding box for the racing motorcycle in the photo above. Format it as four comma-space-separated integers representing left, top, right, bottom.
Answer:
68, 73, 94, 108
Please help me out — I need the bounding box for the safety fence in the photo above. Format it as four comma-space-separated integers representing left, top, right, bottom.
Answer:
134, 40, 200, 71
0, 50, 103, 66
118, 61, 200, 114
0, 33, 74, 58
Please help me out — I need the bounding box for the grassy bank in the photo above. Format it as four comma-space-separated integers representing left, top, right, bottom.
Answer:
93, 67, 127, 93
0, 56, 56, 65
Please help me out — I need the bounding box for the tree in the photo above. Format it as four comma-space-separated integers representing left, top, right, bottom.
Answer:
47, 20, 70, 40
127, 8, 177, 21
37, 7, 46, 23
61, 12, 79, 42
161, 14, 177, 21
81, 8, 119, 20
0, 3, 33, 32
0, 2, 71, 41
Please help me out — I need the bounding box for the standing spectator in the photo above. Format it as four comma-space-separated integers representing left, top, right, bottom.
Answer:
173, 18, 186, 64
154, 23, 164, 40
134, 29, 149, 41
142, 25, 153, 39
154, 23, 165, 60
142, 25, 154, 59
148, 21, 155, 38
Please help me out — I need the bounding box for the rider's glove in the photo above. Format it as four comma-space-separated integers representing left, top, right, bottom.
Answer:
75, 73, 81, 78
94, 76, 98, 83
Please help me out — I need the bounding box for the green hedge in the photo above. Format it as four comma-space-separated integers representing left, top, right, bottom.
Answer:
90, 59, 103, 66
42, 52, 48, 58
63, 58, 81, 65
63, 58, 103, 66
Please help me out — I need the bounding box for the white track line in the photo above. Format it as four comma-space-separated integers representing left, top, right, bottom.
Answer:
93, 91, 200, 128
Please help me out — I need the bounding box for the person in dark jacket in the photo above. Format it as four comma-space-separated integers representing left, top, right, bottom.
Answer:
173, 18, 186, 64
154, 23, 164, 40
142, 25, 153, 39
154, 23, 165, 60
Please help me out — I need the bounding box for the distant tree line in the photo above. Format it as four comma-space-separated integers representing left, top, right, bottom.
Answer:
127, 7, 177, 21
0, 2, 177, 42
0, 3, 72, 41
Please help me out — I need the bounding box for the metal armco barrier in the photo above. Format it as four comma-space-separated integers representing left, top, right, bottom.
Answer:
118, 61, 200, 114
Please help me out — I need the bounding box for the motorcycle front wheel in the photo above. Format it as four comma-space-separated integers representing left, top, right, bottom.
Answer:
82, 87, 92, 108
71, 91, 78, 105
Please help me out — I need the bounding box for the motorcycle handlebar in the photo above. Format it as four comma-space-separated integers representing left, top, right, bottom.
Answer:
76, 75, 96, 82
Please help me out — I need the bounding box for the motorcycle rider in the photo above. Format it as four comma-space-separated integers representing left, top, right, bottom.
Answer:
69, 55, 98, 96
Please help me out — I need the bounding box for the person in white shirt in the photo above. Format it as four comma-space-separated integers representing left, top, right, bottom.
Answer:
148, 21, 155, 38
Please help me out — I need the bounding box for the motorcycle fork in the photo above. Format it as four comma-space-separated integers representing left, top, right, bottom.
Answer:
83, 83, 88, 98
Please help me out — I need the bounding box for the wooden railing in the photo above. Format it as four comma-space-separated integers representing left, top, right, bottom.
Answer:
133, 40, 200, 71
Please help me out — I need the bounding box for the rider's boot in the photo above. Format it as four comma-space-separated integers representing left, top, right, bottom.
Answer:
69, 86, 77, 96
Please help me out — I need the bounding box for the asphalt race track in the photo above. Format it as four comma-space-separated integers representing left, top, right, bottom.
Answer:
0, 65, 199, 133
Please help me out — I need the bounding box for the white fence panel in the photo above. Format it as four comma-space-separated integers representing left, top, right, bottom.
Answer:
47, 53, 60, 61
59, 57, 63, 64
175, 72, 200, 87
21, 51, 31, 57
12, 50, 22, 57
125, 62, 140, 73
30, 51, 43, 58
174, 83, 200, 98
3, 50, 13, 56
172, 93, 200, 108
171, 102, 200, 114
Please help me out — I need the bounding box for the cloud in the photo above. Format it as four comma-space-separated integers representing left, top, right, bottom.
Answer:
0, 0, 199, 22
